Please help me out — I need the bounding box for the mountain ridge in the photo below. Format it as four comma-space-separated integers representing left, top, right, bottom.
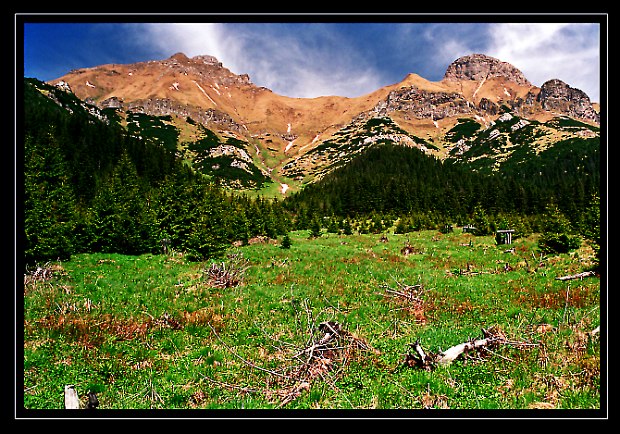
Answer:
44, 52, 600, 191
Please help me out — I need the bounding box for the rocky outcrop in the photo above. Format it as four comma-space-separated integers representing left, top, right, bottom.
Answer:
161, 53, 253, 87
124, 98, 243, 132
372, 58, 599, 126
444, 54, 531, 86
99, 96, 123, 109
477, 97, 500, 116
54, 80, 72, 93
537, 79, 600, 125
368, 86, 474, 120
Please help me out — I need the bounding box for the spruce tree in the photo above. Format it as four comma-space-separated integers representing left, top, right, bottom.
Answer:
342, 218, 353, 235
281, 233, 292, 249
89, 150, 155, 254
539, 203, 581, 254
309, 217, 322, 238
24, 132, 76, 264
579, 193, 601, 266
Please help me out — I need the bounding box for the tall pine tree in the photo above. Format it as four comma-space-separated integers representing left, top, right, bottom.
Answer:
24, 132, 76, 264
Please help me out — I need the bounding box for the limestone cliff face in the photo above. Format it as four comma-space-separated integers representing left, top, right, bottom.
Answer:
124, 98, 244, 133
362, 54, 599, 126
368, 86, 473, 121
537, 79, 600, 124
443, 53, 531, 86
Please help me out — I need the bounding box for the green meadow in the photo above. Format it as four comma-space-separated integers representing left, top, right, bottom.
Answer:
22, 229, 601, 412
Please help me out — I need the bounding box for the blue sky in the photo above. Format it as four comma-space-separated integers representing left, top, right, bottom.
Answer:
20, 16, 604, 102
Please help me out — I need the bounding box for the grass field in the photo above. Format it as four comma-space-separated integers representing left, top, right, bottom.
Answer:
21, 228, 602, 415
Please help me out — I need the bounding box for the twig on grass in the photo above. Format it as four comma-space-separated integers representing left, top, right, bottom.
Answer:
202, 375, 263, 396
206, 322, 292, 380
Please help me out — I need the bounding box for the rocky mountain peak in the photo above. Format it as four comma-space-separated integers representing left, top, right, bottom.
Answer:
537, 79, 599, 124
169, 52, 190, 62
443, 53, 531, 86
192, 54, 222, 66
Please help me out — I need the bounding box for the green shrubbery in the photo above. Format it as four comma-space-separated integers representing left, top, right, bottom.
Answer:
538, 204, 582, 254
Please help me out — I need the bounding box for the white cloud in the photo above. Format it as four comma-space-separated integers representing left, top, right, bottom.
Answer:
123, 22, 601, 102
420, 24, 486, 73
131, 23, 383, 98
486, 23, 600, 101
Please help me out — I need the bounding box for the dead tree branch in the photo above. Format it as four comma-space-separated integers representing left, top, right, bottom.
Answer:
403, 327, 537, 370
279, 320, 375, 407
205, 252, 249, 288
556, 271, 597, 281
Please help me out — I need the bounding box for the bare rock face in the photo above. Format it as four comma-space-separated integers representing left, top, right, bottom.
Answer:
369, 86, 473, 120
125, 98, 243, 132
100, 96, 123, 109
537, 79, 600, 124
444, 53, 531, 86
161, 52, 252, 87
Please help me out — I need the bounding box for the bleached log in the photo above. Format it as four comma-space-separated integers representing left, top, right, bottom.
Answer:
64, 385, 80, 409
436, 338, 495, 366
556, 271, 596, 281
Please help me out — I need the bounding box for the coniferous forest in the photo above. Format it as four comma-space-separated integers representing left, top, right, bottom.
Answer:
22, 78, 291, 265
285, 142, 600, 234
21, 77, 601, 267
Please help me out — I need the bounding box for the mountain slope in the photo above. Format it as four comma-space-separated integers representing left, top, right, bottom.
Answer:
45, 52, 601, 192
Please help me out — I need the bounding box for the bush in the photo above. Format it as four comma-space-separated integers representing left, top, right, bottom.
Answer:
281, 234, 292, 249
538, 232, 581, 254
538, 204, 581, 254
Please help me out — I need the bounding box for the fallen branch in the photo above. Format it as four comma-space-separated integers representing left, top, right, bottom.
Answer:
403, 340, 435, 370
404, 327, 537, 369
437, 335, 501, 366
556, 271, 596, 281
380, 284, 424, 303
282, 320, 374, 407
205, 253, 249, 288
380, 276, 425, 299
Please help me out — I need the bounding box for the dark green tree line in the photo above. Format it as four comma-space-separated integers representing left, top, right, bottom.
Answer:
284, 142, 600, 244
22, 78, 291, 265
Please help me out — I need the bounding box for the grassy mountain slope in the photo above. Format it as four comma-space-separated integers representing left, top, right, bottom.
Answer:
45, 53, 601, 193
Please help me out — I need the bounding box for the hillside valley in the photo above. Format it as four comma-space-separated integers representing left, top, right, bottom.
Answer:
21, 48, 603, 413
23, 49, 601, 266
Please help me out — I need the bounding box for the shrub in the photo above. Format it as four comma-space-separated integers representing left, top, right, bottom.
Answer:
538, 204, 581, 254
281, 234, 292, 249
538, 232, 581, 254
